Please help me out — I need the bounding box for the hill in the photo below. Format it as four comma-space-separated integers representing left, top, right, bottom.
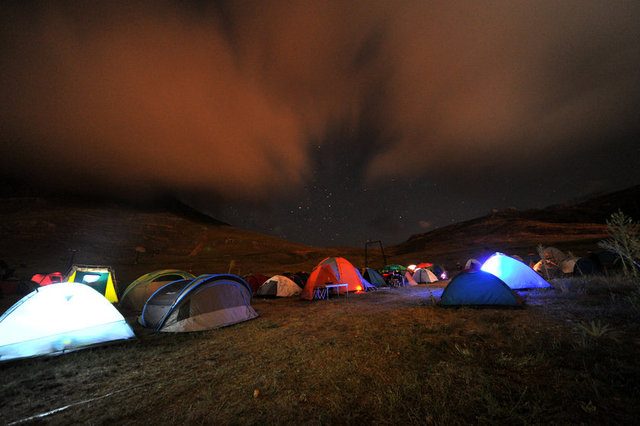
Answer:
1, 185, 638, 286
387, 184, 640, 267
0, 197, 358, 286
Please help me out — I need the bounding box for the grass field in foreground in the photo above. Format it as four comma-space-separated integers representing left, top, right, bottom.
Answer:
1, 276, 639, 425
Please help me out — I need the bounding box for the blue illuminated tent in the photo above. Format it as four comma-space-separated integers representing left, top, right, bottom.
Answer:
0, 283, 135, 362
440, 270, 521, 306
481, 252, 551, 290
140, 274, 258, 332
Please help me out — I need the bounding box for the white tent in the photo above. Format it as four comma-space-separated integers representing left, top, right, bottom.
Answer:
412, 268, 438, 284
256, 275, 302, 297
0, 283, 135, 361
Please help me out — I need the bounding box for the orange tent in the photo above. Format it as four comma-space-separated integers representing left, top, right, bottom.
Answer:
300, 257, 372, 300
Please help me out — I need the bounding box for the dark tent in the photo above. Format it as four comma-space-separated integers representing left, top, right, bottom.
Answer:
573, 258, 601, 276
244, 274, 268, 293
363, 268, 387, 287
139, 274, 258, 332
440, 270, 522, 306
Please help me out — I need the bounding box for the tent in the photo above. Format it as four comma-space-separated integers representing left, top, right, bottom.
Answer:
428, 264, 448, 280
301, 257, 373, 300
139, 274, 258, 332
380, 264, 407, 274
255, 275, 302, 297
413, 268, 439, 284
464, 258, 482, 271
31, 272, 64, 286
481, 253, 551, 290
522, 253, 541, 267
66, 265, 119, 303
119, 269, 196, 312
283, 272, 309, 288
573, 257, 601, 276
0, 283, 135, 362
301, 264, 339, 299
362, 268, 387, 287
404, 271, 418, 286
440, 270, 522, 306
244, 274, 268, 293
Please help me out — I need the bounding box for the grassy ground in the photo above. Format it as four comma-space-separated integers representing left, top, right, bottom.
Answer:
1, 277, 639, 425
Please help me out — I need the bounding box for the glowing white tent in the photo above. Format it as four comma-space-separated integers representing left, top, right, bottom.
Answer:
0, 283, 135, 362
481, 253, 551, 290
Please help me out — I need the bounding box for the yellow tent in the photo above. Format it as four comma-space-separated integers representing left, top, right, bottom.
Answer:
66, 265, 119, 303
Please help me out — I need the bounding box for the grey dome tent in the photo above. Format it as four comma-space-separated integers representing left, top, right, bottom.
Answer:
362, 268, 386, 287
139, 274, 258, 332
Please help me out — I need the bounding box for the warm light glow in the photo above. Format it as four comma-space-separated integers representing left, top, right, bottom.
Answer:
356, 285, 362, 291
407, 264, 417, 271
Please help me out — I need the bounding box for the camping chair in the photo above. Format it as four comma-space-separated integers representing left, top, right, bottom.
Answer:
312, 285, 328, 300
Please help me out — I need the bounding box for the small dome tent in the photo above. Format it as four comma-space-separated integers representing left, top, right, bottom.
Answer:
66, 265, 119, 303
363, 268, 386, 287
0, 283, 135, 362
573, 257, 600, 276
255, 275, 302, 297
301, 257, 373, 300
119, 269, 196, 313
140, 274, 258, 332
413, 268, 439, 284
440, 270, 521, 306
481, 253, 551, 290
464, 258, 482, 271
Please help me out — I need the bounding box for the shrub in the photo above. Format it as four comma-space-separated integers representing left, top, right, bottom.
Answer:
598, 211, 640, 282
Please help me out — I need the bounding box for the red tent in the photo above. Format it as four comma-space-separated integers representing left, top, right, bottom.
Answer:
31, 272, 64, 286
301, 257, 372, 300
244, 274, 268, 293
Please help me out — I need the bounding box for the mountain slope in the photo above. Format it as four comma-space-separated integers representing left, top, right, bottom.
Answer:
387, 185, 640, 267
0, 197, 353, 285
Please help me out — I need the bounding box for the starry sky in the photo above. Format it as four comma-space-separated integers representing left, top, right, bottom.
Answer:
1, 1, 639, 247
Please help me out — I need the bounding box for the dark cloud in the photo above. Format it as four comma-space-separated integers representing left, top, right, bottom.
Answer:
1, 0, 639, 246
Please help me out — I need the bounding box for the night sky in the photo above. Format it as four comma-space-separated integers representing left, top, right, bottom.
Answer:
1, 1, 639, 247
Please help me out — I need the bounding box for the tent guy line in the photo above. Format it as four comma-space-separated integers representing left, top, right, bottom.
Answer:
8, 382, 155, 425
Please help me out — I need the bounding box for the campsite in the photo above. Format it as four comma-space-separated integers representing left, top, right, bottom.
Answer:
1, 188, 639, 424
